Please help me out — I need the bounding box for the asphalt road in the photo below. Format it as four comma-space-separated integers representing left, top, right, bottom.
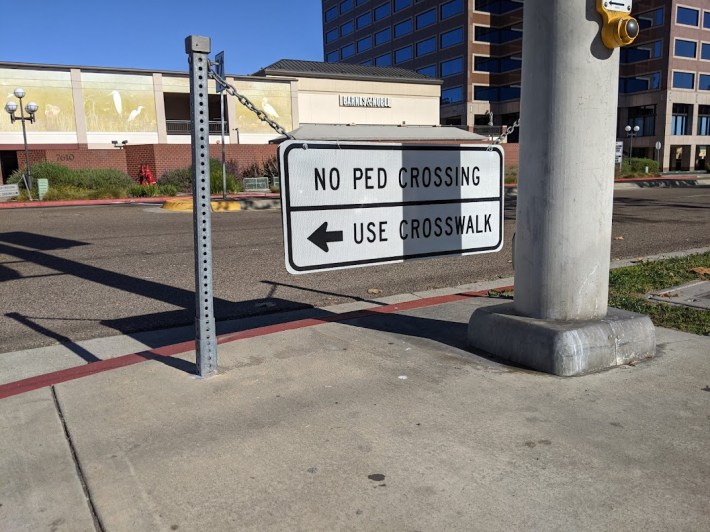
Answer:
1, 185, 708, 353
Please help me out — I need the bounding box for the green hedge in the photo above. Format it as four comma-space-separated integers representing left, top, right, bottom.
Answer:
158, 158, 242, 194
8, 162, 132, 190
620, 157, 659, 175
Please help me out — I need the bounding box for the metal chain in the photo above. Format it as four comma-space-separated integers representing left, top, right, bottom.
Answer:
208, 64, 294, 140
487, 119, 520, 151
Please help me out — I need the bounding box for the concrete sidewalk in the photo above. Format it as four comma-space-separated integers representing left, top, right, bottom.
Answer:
1, 279, 708, 531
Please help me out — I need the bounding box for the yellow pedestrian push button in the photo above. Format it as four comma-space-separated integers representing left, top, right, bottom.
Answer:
597, 0, 639, 49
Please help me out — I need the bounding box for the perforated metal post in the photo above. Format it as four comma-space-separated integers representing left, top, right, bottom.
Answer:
185, 35, 217, 377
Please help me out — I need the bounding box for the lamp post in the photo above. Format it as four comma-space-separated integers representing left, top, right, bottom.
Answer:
624, 124, 640, 166
5, 88, 38, 191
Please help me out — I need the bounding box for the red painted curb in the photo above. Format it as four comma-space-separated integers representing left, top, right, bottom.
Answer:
0, 287, 512, 400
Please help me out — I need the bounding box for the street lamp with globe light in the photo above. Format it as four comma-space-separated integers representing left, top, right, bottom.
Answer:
5, 87, 38, 193
624, 124, 640, 167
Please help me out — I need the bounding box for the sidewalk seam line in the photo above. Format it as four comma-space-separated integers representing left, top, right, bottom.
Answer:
51, 386, 105, 532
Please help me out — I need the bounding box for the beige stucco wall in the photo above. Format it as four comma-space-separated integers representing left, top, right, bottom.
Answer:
291, 77, 441, 126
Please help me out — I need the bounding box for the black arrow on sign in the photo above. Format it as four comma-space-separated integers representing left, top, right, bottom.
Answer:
308, 222, 343, 252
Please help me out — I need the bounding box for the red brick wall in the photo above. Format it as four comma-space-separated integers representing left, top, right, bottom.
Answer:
17, 145, 128, 174
503, 143, 519, 168
12, 143, 279, 181
125, 145, 156, 180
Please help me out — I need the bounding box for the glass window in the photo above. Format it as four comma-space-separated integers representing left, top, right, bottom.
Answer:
440, 27, 464, 49
499, 86, 521, 101
358, 36, 372, 52
672, 103, 691, 135
475, 55, 521, 72
700, 74, 710, 91
375, 53, 392, 66
375, 28, 391, 46
340, 0, 353, 14
673, 71, 695, 89
417, 8, 436, 29
395, 45, 413, 63
441, 86, 463, 104
325, 28, 339, 44
475, 24, 522, 44
698, 106, 710, 135
474, 86, 497, 101
675, 39, 697, 58
621, 41, 662, 63
341, 20, 354, 36
440, 57, 464, 77
361, 59, 373, 66
475, 0, 523, 14
394, 0, 411, 12
619, 73, 661, 93
628, 104, 656, 136
374, 2, 390, 21
356, 0, 368, 5
394, 19, 413, 37
326, 50, 339, 62
357, 12, 372, 29
417, 65, 437, 77
704, 11, 710, 29
341, 43, 355, 59
677, 6, 699, 26
637, 8, 664, 29
441, 0, 464, 20
325, 7, 338, 22
701, 43, 710, 61
416, 37, 436, 56
473, 85, 520, 102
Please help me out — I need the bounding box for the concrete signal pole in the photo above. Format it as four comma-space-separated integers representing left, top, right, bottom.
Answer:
468, 0, 655, 376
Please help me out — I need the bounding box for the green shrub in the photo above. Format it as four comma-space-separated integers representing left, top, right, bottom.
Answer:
261, 156, 279, 178
127, 184, 178, 197
209, 158, 242, 194
8, 162, 75, 188
8, 163, 132, 190
620, 157, 659, 176
72, 168, 132, 189
159, 159, 243, 194
504, 166, 518, 184
89, 186, 128, 199
158, 167, 192, 193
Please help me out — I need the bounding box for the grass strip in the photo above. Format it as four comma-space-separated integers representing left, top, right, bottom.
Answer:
608, 252, 710, 335
486, 252, 709, 335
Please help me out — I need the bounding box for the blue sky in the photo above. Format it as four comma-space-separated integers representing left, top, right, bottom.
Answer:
0, 0, 324, 75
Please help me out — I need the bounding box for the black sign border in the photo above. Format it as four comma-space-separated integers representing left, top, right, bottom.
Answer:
280, 142, 504, 273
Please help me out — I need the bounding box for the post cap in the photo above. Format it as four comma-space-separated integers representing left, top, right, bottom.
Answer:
185, 35, 211, 54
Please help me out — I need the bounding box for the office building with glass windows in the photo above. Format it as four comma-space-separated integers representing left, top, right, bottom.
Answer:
322, 0, 710, 171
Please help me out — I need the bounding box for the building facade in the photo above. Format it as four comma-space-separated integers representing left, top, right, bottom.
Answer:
322, 0, 710, 171
0, 60, 445, 182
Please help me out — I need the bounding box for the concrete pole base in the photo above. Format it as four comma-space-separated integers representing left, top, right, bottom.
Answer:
468, 303, 656, 376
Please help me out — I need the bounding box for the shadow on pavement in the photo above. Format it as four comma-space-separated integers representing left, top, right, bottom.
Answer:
0, 232, 506, 378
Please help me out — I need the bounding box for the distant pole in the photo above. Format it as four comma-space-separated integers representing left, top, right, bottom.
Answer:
221, 91, 227, 199
186, 35, 217, 377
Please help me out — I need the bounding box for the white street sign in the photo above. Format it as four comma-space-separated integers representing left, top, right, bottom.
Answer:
279, 141, 504, 274
615, 141, 623, 164
0, 184, 20, 198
